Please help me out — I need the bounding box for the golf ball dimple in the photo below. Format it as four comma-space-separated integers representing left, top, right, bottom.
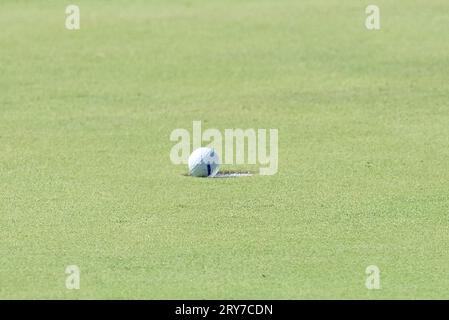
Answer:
188, 147, 220, 177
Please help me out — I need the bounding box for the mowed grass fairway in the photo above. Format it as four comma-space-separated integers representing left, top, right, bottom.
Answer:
1, 0, 449, 299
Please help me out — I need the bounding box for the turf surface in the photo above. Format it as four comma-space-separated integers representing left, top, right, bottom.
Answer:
1, 0, 449, 299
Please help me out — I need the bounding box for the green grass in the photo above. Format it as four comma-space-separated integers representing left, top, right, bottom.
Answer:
1, 0, 449, 299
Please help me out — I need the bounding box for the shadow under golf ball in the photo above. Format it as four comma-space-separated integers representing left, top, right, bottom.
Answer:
182, 170, 254, 178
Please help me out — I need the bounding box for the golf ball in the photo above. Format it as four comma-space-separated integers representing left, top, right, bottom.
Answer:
188, 147, 220, 177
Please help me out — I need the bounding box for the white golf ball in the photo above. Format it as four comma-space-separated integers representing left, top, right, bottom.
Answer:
188, 147, 220, 177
